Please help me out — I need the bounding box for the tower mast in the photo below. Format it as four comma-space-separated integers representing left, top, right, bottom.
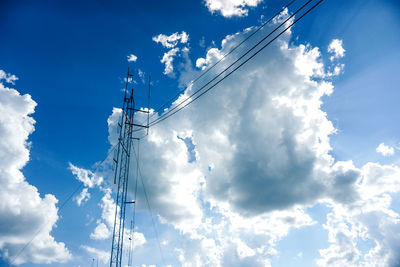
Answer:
109, 69, 149, 267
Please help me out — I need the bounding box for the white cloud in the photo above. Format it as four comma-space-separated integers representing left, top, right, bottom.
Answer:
272, 7, 290, 25
108, 108, 204, 232
127, 54, 138, 62
161, 47, 180, 75
182, 26, 338, 215
204, 0, 263, 17
196, 47, 223, 70
153, 32, 190, 76
294, 44, 325, 77
326, 39, 345, 76
0, 69, 18, 84
90, 222, 110, 240
81, 245, 109, 264
67, 153, 118, 242
376, 142, 395, 156
0, 71, 71, 264
172, 206, 314, 266
328, 39, 345, 60
327, 63, 345, 77
124, 231, 146, 252
71, 171, 147, 252
75, 187, 91, 206
107, 107, 122, 146
68, 159, 144, 246
317, 205, 360, 266
69, 163, 104, 188
152, 31, 189, 49
99, 188, 116, 227
318, 162, 400, 266
195, 27, 255, 70
88, 186, 147, 250
88, 188, 115, 240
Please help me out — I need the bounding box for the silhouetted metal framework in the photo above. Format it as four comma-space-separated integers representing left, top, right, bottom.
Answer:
109, 69, 149, 267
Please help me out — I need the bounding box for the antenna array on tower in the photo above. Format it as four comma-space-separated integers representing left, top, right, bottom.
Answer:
109, 69, 149, 267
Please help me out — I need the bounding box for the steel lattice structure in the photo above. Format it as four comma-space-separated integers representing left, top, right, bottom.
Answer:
109, 70, 148, 267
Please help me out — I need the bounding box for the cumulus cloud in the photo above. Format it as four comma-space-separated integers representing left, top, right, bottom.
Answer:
72, 175, 146, 257
376, 142, 395, 156
104, 21, 333, 265
102, 14, 399, 266
153, 32, 190, 76
326, 63, 345, 77
127, 54, 138, 62
204, 0, 263, 17
87, 188, 115, 240
195, 27, 256, 70
318, 162, 400, 266
108, 109, 204, 232
69, 163, 104, 188
180, 26, 339, 216
0, 71, 71, 264
68, 153, 124, 242
0, 69, 18, 85
328, 39, 345, 60
152, 31, 189, 49
171, 206, 314, 266
161, 47, 180, 75
99, 188, 116, 227
75, 187, 91, 206
125, 231, 146, 252
90, 222, 110, 240
78, 182, 146, 254
196, 47, 224, 70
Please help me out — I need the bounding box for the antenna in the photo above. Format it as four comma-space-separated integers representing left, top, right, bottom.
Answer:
109, 69, 149, 267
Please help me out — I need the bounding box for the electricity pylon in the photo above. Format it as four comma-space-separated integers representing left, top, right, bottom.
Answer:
109, 69, 149, 267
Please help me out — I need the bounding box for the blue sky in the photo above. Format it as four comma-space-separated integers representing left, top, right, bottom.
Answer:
1, 0, 400, 266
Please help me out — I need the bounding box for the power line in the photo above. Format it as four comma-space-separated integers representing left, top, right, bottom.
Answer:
147, 0, 313, 126
149, 0, 323, 127
147, 0, 299, 121
149, 0, 314, 126
130, 0, 321, 134
8, 146, 116, 266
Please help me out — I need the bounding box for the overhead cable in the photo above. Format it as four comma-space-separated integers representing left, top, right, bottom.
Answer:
149, 0, 323, 127
148, 0, 299, 119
